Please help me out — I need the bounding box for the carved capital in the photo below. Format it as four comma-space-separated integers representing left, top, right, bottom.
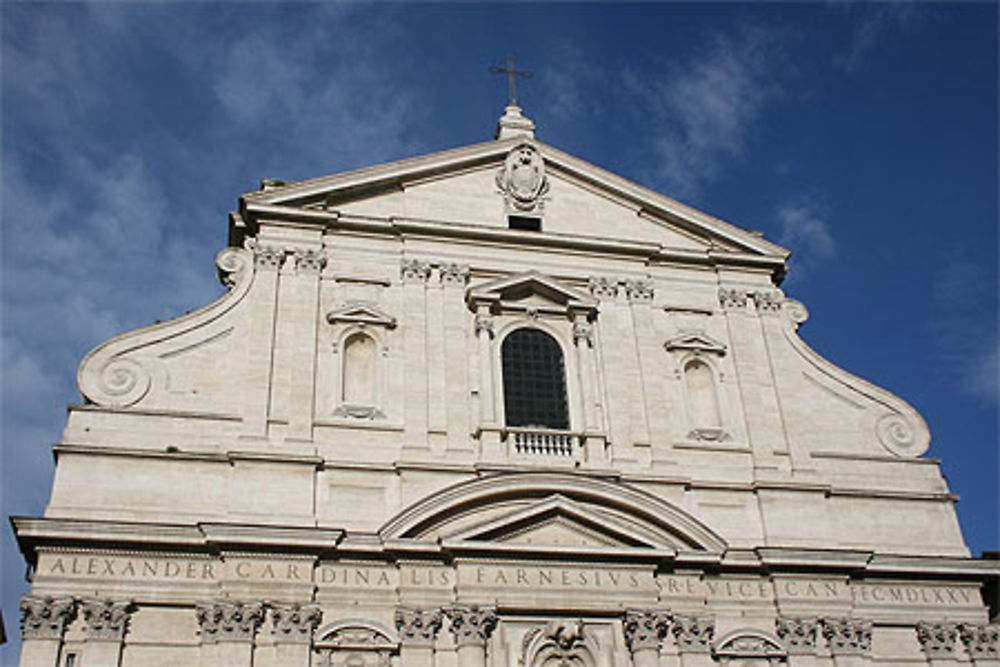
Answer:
271, 603, 321, 643
474, 312, 495, 337
439, 262, 470, 287
401, 259, 431, 284
718, 287, 747, 311
196, 601, 265, 643
751, 289, 783, 313
445, 605, 497, 646
622, 609, 669, 653
624, 278, 654, 303
822, 618, 872, 656
81, 598, 135, 641
776, 617, 818, 655
588, 276, 618, 299
671, 615, 714, 653
250, 241, 285, 270
958, 623, 1000, 658
395, 607, 443, 646
573, 320, 594, 346
19, 596, 76, 641
917, 622, 957, 659
293, 249, 326, 275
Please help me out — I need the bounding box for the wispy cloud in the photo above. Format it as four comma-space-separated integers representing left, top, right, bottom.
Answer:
624, 24, 786, 199
833, 3, 925, 72
931, 254, 1000, 404
776, 198, 836, 281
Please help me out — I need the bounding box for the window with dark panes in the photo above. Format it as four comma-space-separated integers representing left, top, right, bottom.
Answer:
501, 328, 569, 429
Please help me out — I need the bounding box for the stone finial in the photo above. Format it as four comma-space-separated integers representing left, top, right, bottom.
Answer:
622, 610, 669, 653
671, 615, 714, 653
445, 605, 498, 646
271, 603, 322, 643
916, 622, 957, 659
776, 617, 818, 655
822, 618, 872, 656
19, 596, 76, 640
81, 599, 135, 641
196, 601, 265, 643
395, 607, 443, 646
495, 105, 536, 140
958, 623, 1000, 658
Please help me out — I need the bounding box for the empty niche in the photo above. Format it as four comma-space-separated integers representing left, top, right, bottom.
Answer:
342, 332, 376, 406
684, 358, 721, 429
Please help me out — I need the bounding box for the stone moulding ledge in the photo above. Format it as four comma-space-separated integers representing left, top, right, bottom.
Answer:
48, 445, 960, 502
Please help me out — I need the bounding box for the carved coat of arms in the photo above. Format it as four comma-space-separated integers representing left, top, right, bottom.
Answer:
497, 143, 550, 213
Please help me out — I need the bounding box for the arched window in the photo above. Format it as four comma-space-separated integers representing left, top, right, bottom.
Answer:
501, 328, 569, 429
684, 359, 721, 428
342, 332, 377, 405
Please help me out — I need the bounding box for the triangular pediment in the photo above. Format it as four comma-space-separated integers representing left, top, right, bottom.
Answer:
326, 303, 397, 328
239, 137, 789, 263
467, 271, 596, 314
440, 495, 676, 554
664, 332, 727, 355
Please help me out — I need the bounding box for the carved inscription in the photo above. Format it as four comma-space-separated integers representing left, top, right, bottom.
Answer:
851, 583, 978, 607
42, 554, 216, 581
460, 564, 653, 591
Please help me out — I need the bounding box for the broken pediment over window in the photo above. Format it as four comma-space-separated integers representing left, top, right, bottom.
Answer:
326, 303, 397, 329
664, 332, 727, 355
467, 271, 596, 318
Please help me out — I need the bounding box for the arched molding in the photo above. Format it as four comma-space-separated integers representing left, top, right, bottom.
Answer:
78, 247, 255, 409
314, 618, 399, 648
379, 472, 727, 553
713, 628, 787, 663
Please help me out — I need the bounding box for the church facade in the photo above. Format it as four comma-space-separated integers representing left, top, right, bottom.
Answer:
13, 106, 999, 666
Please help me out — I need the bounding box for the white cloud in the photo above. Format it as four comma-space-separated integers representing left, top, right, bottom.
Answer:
625, 24, 785, 199
833, 2, 924, 71
776, 199, 836, 281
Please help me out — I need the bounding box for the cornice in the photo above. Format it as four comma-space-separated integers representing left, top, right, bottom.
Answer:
13, 516, 995, 579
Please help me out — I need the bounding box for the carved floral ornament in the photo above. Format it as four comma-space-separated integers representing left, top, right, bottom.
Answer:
19, 595, 77, 640
496, 143, 550, 213
522, 620, 597, 667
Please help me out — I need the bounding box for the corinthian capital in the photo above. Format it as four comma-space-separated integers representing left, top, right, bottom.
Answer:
958, 623, 999, 658
293, 249, 326, 275
81, 598, 135, 641
401, 259, 431, 284
19, 596, 76, 640
196, 600, 265, 643
271, 603, 321, 643
439, 262, 470, 287
916, 622, 957, 659
395, 607, 443, 646
671, 615, 714, 653
445, 605, 497, 646
249, 241, 285, 270
622, 609, 669, 653
822, 617, 872, 656
624, 278, 654, 303
776, 617, 818, 654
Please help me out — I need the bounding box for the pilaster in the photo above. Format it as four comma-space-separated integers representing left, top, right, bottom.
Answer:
270, 603, 322, 666
445, 605, 497, 666
196, 600, 265, 666
19, 596, 76, 667
440, 263, 471, 452
623, 609, 670, 667
80, 598, 135, 667
280, 248, 326, 443
401, 259, 431, 453
671, 615, 714, 667
396, 607, 443, 665
239, 242, 283, 440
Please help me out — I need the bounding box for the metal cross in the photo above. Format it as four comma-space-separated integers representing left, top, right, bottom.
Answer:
489, 56, 532, 106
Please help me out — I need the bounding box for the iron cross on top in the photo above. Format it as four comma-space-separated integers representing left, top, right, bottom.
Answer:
489, 56, 533, 106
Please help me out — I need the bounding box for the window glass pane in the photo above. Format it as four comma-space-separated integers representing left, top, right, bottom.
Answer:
501, 329, 569, 429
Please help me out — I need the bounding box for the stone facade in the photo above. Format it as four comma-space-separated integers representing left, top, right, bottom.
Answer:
11, 106, 999, 666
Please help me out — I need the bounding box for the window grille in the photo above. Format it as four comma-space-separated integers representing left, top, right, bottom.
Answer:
501, 329, 569, 430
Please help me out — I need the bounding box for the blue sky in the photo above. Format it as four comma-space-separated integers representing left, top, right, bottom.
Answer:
1, 2, 997, 657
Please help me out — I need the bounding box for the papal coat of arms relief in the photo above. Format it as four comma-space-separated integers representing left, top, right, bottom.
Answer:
497, 143, 550, 214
